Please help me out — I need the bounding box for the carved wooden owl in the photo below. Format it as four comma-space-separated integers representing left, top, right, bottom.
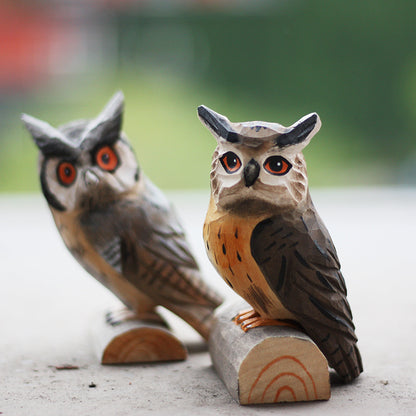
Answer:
21, 92, 222, 340
198, 105, 363, 382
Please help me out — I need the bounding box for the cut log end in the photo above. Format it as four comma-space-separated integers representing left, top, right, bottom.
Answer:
102, 326, 187, 364
239, 337, 330, 404
209, 302, 330, 405
92, 310, 187, 364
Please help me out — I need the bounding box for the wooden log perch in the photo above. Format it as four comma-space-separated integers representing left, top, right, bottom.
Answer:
91, 309, 187, 364
209, 302, 330, 405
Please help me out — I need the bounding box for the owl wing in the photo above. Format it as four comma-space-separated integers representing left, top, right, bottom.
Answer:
250, 208, 363, 381
80, 184, 222, 338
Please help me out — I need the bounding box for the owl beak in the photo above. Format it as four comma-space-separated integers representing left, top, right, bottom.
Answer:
84, 169, 100, 187
244, 159, 260, 187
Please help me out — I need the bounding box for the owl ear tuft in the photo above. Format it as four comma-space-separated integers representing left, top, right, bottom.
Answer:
21, 113, 77, 157
275, 113, 321, 149
83, 91, 124, 146
197, 105, 240, 143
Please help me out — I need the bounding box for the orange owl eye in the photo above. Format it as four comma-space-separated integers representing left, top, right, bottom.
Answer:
57, 162, 77, 186
264, 156, 292, 176
220, 152, 242, 173
96, 146, 118, 172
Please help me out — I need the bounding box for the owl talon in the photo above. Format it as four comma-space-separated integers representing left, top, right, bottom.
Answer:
239, 316, 299, 332
106, 308, 166, 327
234, 309, 259, 325
106, 308, 137, 326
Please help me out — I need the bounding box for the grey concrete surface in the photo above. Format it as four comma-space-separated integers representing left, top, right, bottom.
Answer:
0, 188, 415, 415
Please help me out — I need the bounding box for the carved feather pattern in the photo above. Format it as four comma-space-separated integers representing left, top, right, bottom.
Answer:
80, 177, 222, 339
250, 206, 363, 381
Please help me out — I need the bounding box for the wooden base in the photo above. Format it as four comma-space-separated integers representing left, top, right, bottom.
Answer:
209, 302, 330, 405
91, 309, 187, 364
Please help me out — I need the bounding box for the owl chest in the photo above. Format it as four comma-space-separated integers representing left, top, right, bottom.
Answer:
51, 210, 152, 312
52, 212, 103, 277
203, 212, 294, 320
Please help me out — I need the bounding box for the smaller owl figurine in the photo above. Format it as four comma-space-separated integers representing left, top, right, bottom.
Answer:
198, 105, 363, 382
21, 92, 222, 341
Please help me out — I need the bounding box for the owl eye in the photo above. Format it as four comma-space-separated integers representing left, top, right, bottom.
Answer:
264, 156, 292, 176
96, 146, 118, 172
220, 152, 242, 173
57, 161, 77, 186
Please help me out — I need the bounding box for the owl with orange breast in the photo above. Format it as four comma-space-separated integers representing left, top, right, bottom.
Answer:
198, 105, 363, 382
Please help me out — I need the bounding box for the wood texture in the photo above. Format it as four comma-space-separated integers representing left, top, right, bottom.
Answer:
209, 302, 330, 405
92, 310, 187, 364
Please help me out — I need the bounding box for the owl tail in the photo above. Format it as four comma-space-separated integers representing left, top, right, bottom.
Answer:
333, 343, 363, 382
320, 335, 363, 382
169, 302, 221, 341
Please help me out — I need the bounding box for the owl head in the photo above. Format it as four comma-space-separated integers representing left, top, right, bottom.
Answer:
22, 92, 140, 212
198, 106, 321, 215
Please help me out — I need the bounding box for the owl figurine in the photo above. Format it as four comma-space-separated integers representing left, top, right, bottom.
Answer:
198, 105, 363, 382
21, 92, 222, 341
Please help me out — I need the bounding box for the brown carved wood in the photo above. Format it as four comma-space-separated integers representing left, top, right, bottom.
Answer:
209, 302, 330, 404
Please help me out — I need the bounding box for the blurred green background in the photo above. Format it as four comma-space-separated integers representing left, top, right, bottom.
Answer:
1, 0, 415, 192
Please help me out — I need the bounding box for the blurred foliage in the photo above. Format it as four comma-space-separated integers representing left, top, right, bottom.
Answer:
0, 0, 415, 192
